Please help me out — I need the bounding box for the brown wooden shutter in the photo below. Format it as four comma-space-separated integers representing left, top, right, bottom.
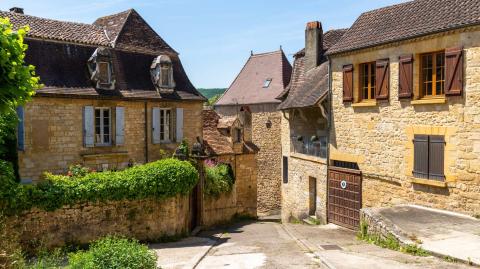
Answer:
343, 64, 353, 102
429, 135, 445, 181
413, 135, 429, 179
398, 55, 413, 99
445, 47, 463, 96
375, 59, 389, 100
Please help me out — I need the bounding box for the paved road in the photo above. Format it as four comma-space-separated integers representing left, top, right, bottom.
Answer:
196, 220, 319, 269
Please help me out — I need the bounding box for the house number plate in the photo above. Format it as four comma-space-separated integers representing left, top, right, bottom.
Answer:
340, 180, 347, 189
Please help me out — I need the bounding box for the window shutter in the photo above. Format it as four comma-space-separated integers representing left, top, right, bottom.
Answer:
16, 106, 25, 151
115, 107, 125, 145
375, 59, 389, 100
445, 47, 463, 96
429, 135, 445, 181
83, 106, 94, 147
283, 156, 288, 183
176, 108, 184, 143
398, 55, 413, 99
152, 108, 161, 144
342, 64, 353, 102
413, 135, 428, 179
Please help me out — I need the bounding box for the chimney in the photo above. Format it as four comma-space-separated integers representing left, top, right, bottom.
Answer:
9, 7, 24, 14
305, 21, 323, 71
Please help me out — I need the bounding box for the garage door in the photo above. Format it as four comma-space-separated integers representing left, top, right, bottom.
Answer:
327, 166, 362, 230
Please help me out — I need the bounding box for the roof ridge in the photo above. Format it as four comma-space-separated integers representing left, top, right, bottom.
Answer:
0, 10, 102, 28
94, 9, 133, 23
251, 49, 282, 57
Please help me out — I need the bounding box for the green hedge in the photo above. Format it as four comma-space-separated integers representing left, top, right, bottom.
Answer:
1, 158, 199, 214
204, 163, 234, 197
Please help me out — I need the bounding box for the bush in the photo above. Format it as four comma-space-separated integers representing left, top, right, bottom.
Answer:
204, 162, 234, 197
2, 158, 199, 214
68, 236, 157, 269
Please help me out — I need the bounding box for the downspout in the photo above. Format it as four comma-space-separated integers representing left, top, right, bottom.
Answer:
327, 57, 332, 167
144, 101, 149, 163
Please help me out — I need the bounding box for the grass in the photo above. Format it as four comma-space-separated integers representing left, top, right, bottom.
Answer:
357, 221, 429, 257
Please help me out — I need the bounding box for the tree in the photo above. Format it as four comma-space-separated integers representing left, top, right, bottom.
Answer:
0, 17, 40, 112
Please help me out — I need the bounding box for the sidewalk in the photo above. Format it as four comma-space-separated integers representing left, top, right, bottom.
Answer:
283, 223, 470, 269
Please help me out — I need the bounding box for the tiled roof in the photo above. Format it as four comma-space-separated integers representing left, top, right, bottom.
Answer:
327, 0, 480, 55
202, 109, 259, 156
215, 50, 292, 106
0, 11, 110, 46
278, 29, 346, 110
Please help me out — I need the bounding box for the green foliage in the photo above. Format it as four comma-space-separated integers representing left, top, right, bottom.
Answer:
207, 94, 221, 106
178, 139, 190, 158
0, 18, 41, 111
67, 164, 94, 178
0, 110, 20, 181
1, 158, 199, 214
357, 221, 429, 256
204, 163, 234, 197
197, 88, 226, 99
27, 249, 65, 269
68, 236, 157, 269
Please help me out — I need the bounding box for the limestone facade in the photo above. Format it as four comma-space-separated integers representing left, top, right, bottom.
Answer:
330, 28, 480, 216
18, 97, 203, 182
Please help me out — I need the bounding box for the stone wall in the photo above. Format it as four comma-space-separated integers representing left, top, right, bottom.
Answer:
203, 154, 257, 226
19, 97, 203, 182
252, 111, 282, 215
280, 111, 328, 223
330, 27, 480, 216
8, 196, 190, 250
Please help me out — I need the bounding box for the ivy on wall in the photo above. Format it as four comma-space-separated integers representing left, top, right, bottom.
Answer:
204, 162, 234, 197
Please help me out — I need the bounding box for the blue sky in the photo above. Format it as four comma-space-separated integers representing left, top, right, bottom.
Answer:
1, 0, 407, 88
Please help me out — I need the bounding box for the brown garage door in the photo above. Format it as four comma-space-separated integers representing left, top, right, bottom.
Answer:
327, 166, 362, 230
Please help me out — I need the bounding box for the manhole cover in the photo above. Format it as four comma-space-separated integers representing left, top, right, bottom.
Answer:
320, 244, 343, 250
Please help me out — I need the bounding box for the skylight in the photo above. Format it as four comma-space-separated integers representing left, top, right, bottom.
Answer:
263, 78, 272, 88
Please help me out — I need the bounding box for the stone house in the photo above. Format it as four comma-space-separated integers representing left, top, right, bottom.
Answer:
214, 50, 292, 215
2, 8, 205, 182
326, 0, 480, 229
277, 22, 346, 223
201, 109, 259, 225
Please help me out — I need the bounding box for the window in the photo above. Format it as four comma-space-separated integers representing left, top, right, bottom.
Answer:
95, 108, 111, 145
234, 128, 242, 143
263, 78, 272, 88
420, 51, 445, 97
161, 62, 172, 87
283, 156, 288, 183
151, 55, 175, 91
291, 135, 327, 158
413, 135, 445, 181
98, 62, 111, 84
159, 109, 171, 142
359, 62, 376, 101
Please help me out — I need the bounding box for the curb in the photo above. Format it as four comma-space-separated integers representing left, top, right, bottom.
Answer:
190, 232, 224, 269
281, 224, 336, 269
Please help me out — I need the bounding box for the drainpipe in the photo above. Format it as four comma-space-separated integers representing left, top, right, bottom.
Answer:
144, 101, 149, 163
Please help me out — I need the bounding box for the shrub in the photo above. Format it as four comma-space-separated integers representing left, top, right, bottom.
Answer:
2, 158, 199, 214
67, 164, 94, 178
204, 162, 234, 197
68, 236, 157, 269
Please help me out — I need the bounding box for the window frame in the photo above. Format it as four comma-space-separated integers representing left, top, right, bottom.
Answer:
159, 108, 172, 142
358, 62, 376, 102
419, 51, 445, 98
94, 107, 112, 146
98, 61, 111, 85
160, 62, 172, 87
263, 78, 272, 88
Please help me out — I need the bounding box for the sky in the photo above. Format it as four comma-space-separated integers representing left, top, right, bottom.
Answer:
1, 0, 408, 88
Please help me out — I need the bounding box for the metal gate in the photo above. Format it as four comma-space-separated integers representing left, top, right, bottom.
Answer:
327, 166, 362, 230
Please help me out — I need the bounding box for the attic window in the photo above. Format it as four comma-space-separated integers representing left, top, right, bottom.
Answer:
263, 79, 272, 88
98, 62, 111, 84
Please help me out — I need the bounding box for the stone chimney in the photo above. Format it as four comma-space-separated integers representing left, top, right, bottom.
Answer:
9, 7, 24, 14
305, 21, 323, 71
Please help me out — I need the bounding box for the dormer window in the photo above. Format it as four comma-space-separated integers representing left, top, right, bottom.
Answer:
263, 78, 272, 88
87, 47, 115, 90
151, 55, 175, 94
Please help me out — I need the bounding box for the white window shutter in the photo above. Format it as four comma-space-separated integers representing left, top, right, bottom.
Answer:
152, 108, 161, 144
176, 108, 184, 143
84, 106, 94, 147
115, 107, 125, 145
16, 106, 25, 151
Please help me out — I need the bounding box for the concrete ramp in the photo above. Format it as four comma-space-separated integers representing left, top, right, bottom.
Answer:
362, 205, 480, 266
